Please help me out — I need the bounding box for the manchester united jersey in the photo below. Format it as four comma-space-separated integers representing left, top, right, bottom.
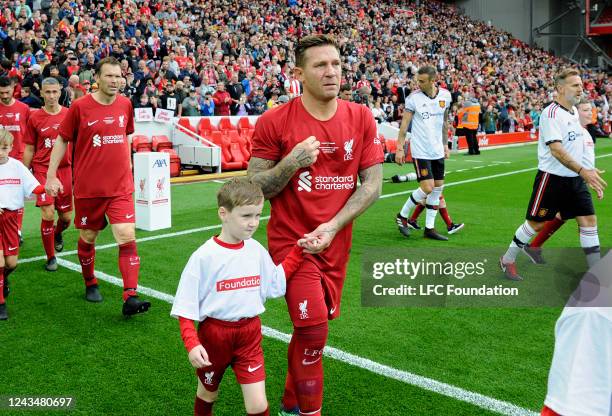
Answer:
58, 94, 134, 198
251, 98, 383, 280
24, 107, 71, 173
538, 103, 584, 177
0, 100, 30, 161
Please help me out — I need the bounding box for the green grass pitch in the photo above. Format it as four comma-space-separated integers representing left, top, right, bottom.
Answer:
2, 139, 611, 415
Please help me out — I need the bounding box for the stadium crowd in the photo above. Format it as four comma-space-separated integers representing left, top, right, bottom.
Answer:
0, 0, 611, 133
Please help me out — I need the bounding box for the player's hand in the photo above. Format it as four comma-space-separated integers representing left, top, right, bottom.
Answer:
581, 168, 607, 200
45, 176, 63, 197
188, 345, 211, 369
290, 136, 320, 168
298, 220, 338, 254
0, 208, 3, 215
444, 146, 450, 159
395, 147, 405, 165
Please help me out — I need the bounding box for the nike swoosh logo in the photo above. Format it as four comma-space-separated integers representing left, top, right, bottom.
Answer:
302, 357, 321, 366
329, 306, 337, 315
8, 246, 17, 251
41, 127, 50, 131
87, 121, 98, 126
59, 205, 70, 209
247, 364, 262, 373
125, 214, 134, 219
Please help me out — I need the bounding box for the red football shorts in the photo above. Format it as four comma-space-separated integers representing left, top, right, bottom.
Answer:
74, 193, 135, 230
285, 260, 346, 328
196, 316, 265, 392
33, 167, 73, 213
0, 209, 20, 256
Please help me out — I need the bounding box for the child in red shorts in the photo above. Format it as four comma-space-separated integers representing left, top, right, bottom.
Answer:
171, 178, 306, 416
0, 128, 46, 320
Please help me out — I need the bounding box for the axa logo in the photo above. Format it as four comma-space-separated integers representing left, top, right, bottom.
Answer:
152, 159, 168, 168
297, 170, 312, 192
92, 134, 102, 147
298, 299, 309, 319
344, 139, 354, 161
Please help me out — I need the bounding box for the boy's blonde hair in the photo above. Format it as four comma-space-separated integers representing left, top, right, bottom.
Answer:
217, 178, 264, 211
0, 128, 14, 146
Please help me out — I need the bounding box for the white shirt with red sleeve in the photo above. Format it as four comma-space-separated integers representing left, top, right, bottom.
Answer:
0, 100, 30, 161
251, 98, 384, 282
170, 236, 287, 322
24, 107, 71, 173
0, 157, 40, 210
58, 94, 134, 198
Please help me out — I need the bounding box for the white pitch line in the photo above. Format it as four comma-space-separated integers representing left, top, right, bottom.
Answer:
54, 257, 538, 416
464, 160, 484, 163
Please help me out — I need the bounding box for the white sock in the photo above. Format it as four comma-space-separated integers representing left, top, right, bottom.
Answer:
425, 186, 443, 229
503, 221, 536, 263
400, 187, 428, 218
579, 226, 600, 267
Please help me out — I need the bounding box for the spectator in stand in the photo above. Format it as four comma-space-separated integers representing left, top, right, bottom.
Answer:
19, 86, 41, 108
502, 109, 518, 133
158, 82, 182, 117
212, 81, 231, 116
182, 87, 201, 117
482, 104, 498, 134
530, 104, 542, 129
200, 93, 215, 117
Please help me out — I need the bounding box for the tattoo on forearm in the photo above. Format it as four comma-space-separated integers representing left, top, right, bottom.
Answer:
294, 148, 313, 165
247, 157, 298, 199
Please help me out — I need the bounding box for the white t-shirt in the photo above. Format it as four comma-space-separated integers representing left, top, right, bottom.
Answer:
170, 236, 286, 322
582, 127, 595, 170
544, 252, 612, 416
405, 87, 452, 160
538, 103, 584, 177
0, 157, 39, 210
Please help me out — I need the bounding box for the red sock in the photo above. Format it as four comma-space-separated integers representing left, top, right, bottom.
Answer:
410, 204, 425, 221
541, 405, 561, 416
54, 218, 70, 236
531, 217, 565, 248
0, 267, 5, 304
439, 207, 452, 227
119, 241, 139, 300
194, 396, 213, 416
41, 219, 55, 260
247, 408, 269, 416
287, 323, 328, 415
281, 345, 298, 411
78, 238, 98, 287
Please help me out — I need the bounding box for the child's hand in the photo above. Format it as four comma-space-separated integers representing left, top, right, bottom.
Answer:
188, 345, 211, 368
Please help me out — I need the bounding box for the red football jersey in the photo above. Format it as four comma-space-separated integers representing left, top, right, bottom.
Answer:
24, 107, 71, 173
251, 98, 383, 280
0, 100, 30, 161
58, 94, 135, 198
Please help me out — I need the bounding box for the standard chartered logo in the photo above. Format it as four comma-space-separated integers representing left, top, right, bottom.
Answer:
297, 170, 312, 192
297, 170, 355, 192
92, 134, 102, 147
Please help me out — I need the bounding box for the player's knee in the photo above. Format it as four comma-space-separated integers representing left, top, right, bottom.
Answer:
578, 215, 597, 227
420, 182, 434, 194
196, 382, 218, 402
40, 205, 55, 221
5, 259, 17, 270
528, 220, 544, 232
244, 397, 268, 414
80, 229, 98, 244
60, 212, 72, 223
113, 224, 136, 244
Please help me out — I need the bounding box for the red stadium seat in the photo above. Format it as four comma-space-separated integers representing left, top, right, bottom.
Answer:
197, 118, 218, 137
237, 117, 254, 130
209, 131, 241, 170
177, 118, 197, 137
152, 135, 172, 151
131, 135, 151, 153
227, 130, 250, 160
218, 117, 237, 132
229, 141, 248, 169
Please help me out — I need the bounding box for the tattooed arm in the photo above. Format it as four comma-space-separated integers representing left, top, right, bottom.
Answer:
298, 163, 383, 253
247, 136, 320, 199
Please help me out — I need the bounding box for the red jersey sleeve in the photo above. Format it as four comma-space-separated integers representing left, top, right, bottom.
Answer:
126, 100, 135, 135
24, 115, 37, 146
358, 106, 384, 171
58, 103, 79, 142
251, 111, 282, 161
